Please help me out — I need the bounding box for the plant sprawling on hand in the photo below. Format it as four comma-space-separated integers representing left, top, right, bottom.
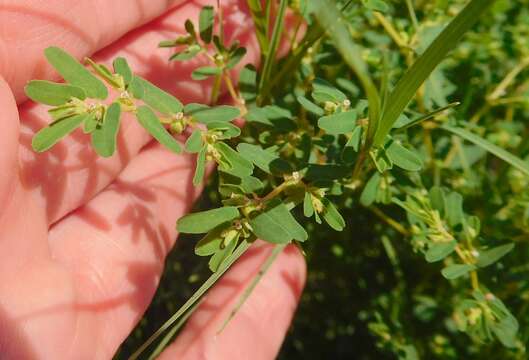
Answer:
26, 0, 529, 358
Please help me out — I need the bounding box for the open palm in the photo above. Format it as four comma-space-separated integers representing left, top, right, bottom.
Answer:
0, 1, 305, 358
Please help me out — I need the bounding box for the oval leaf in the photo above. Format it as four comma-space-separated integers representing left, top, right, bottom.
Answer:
477, 243, 515, 268
250, 201, 308, 244
91, 102, 121, 157
136, 106, 182, 154
386, 141, 423, 171
177, 206, 240, 234
32, 113, 87, 152
44, 47, 108, 99
425, 241, 457, 263
25, 80, 86, 106
199, 6, 215, 43
113, 57, 133, 85
185, 130, 203, 153
318, 111, 357, 135
441, 264, 476, 279
187, 105, 240, 124
135, 77, 183, 115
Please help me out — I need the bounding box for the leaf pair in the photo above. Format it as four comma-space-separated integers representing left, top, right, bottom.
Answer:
303, 193, 345, 231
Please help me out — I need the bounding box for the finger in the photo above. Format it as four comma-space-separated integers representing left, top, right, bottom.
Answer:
160, 243, 306, 360
18, 0, 260, 225
0, 76, 20, 206
0, 0, 184, 102
46, 142, 202, 358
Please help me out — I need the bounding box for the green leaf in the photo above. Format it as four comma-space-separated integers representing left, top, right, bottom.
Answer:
136, 106, 182, 154
312, 1, 381, 144
441, 124, 529, 177
215, 142, 254, 177
318, 111, 357, 135
297, 95, 324, 116
91, 102, 121, 157
429, 186, 445, 215
477, 243, 515, 268
169, 45, 202, 61
441, 264, 476, 279
239, 64, 257, 102
195, 226, 225, 256
386, 141, 423, 171
303, 192, 314, 217
236, 143, 291, 174
113, 57, 133, 86
342, 126, 362, 162
193, 146, 207, 186
186, 104, 240, 124
207, 121, 241, 139
226, 47, 247, 69
208, 235, 238, 272
32, 113, 87, 152
425, 241, 457, 263
177, 206, 240, 234
250, 201, 308, 244
322, 198, 345, 231
198, 6, 215, 43
25, 80, 86, 106
128, 76, 145, 99
373, 0, 495, 146
185, 130, 203, 153
360, 172, 380, 206
44, 47, 108, 99
135, 77, 183, 115
312, 78, 347, 103
191, 66, 222, 80
363, 0, 389, 12
445, 192, 464, 227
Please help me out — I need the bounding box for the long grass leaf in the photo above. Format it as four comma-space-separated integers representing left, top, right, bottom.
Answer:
441, 124, 529, 176
129, 240, 251, 360
258, 0, 288, 97
373, 0, 496, 146
217, 244, 286, 333
246, 0, 269, 55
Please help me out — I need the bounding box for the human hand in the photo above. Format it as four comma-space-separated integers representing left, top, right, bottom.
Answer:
0, 1, 306, 358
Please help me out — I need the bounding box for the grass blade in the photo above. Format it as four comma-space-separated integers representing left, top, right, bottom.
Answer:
218, 244, 286, 332
373, 0, 495, 146
246, 0, 269, 55
441, 124, 529, 176
257, 0, 288, 98
313, 0, 381, 145
129, 240, 251, 360
147, 299, 203, 360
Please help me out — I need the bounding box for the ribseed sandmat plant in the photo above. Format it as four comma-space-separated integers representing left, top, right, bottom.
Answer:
25, 0, 529, 358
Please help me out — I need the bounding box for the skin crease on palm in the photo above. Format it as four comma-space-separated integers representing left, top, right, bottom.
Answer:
0, 1, 307, 359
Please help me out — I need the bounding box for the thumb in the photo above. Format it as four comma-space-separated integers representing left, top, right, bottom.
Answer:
0, 77, 20, 207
